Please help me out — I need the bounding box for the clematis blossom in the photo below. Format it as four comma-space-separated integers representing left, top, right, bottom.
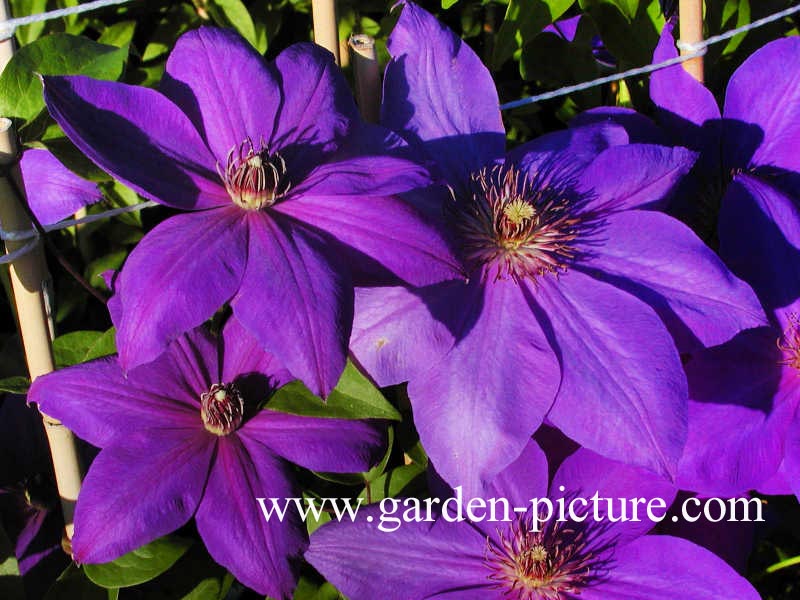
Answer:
28, 318, 387, 599
670, 171, 800, 497
350, 1, 765, 497
637, 22, 800, 245
42, 27, 460, 397
578, 26, 800, 497
306, 442, 760, 600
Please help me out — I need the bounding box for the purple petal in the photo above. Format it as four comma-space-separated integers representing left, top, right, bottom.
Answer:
382, 1, 505, 180
487, 439, 549, 506
678, 328, 795, 496
350, 282, 464, 387
274, 188, 461, 288
271, 42, 360, 157
160, 27, 282, 164
537, 270, 687, 479
28, 356, 198, 448
285, 153, 431, 198
196, 436, 304, 599
307, 507, 492, 600
724, 37, 800, 172
19, 149, 102, 225
584, 535, 760, 600
578, 210, 766, 351
241, 410, 386, 473
231, 214, 351, 398
43, 75, 227, 210
569, 107, 667, 144
72, 432, 212, 563
127, 326, 218, 405
650, 22, 720, 145
221, 317, 293, 390
552, 448, 677, 544
116, 209, 248, 372
507, 124, 629, 177
408, 279, 560, 498
784, 415, 800, 499
719, 174, 800, 317
544, 15, 581, 41
757, 463, 793, 496
579, 144, 697, 211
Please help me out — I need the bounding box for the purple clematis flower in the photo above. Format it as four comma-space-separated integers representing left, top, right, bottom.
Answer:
28, 318, 387, 598
586, 27, 800, 497
350, 1, 765, 497
671, 168, 800, 497
650, 23, 800, 242
12, 148, 101, 226
306, 441, 760, 599
41, 27, 460, 397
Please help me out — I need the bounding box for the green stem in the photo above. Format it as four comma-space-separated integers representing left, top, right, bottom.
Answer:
766, 555, 800, 574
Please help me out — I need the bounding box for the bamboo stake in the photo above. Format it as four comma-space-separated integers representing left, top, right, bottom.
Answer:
349, 34, 380, 124
0, 1, 82, 544
679, 0, 704, 83
312, 0, 340, 65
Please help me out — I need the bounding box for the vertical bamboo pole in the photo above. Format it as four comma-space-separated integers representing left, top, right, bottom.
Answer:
349, 34, 380, 124
0, 2, 82, 544
312, 0, 340, 65
679, 0, 704, 82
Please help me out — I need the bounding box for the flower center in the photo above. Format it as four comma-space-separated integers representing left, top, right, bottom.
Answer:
778, 313, 800, 371
485, 512, 610, 599
200, 382, 244, 436
454, 165, 585, 282
218, 138, 290, 210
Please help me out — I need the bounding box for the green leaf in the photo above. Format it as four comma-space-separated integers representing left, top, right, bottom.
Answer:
605, 0, 638, 20
0, 375, 30, 394
83, 536, 194, 589
442, 0, 460, 8
492, 0, 575, 69
292, 576, 343, 600
208, 0, 261, 51
84, 251, 127, 291
360, 463, 427, 503
52, 329, 116, 368
124, 542, 233, 600
11, 0, 48, 45
0, 34, 128, 125
142, 4, 201, 62
44, 564, 116, 600
97, 21, 137, 49
578, 0, 662, 68
520, 22, 601, 108
266, 361, 401, 421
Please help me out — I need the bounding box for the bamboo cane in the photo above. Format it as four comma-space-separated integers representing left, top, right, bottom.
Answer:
0, 1, 82, 544
349, 34, 380, 124
312, 0, 340, 65
679, 0, 704, 83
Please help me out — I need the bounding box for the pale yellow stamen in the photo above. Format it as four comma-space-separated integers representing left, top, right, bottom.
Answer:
503, 198, 536, 225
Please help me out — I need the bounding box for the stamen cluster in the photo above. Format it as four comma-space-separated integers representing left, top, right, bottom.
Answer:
778, 313, 800, 370
454, 164, 585, 282
201, 382, 245, 436
485, 513, 608, 599
218, 138, 290, 210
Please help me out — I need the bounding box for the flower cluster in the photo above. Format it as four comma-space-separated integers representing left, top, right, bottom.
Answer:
14, 1, 800, 598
